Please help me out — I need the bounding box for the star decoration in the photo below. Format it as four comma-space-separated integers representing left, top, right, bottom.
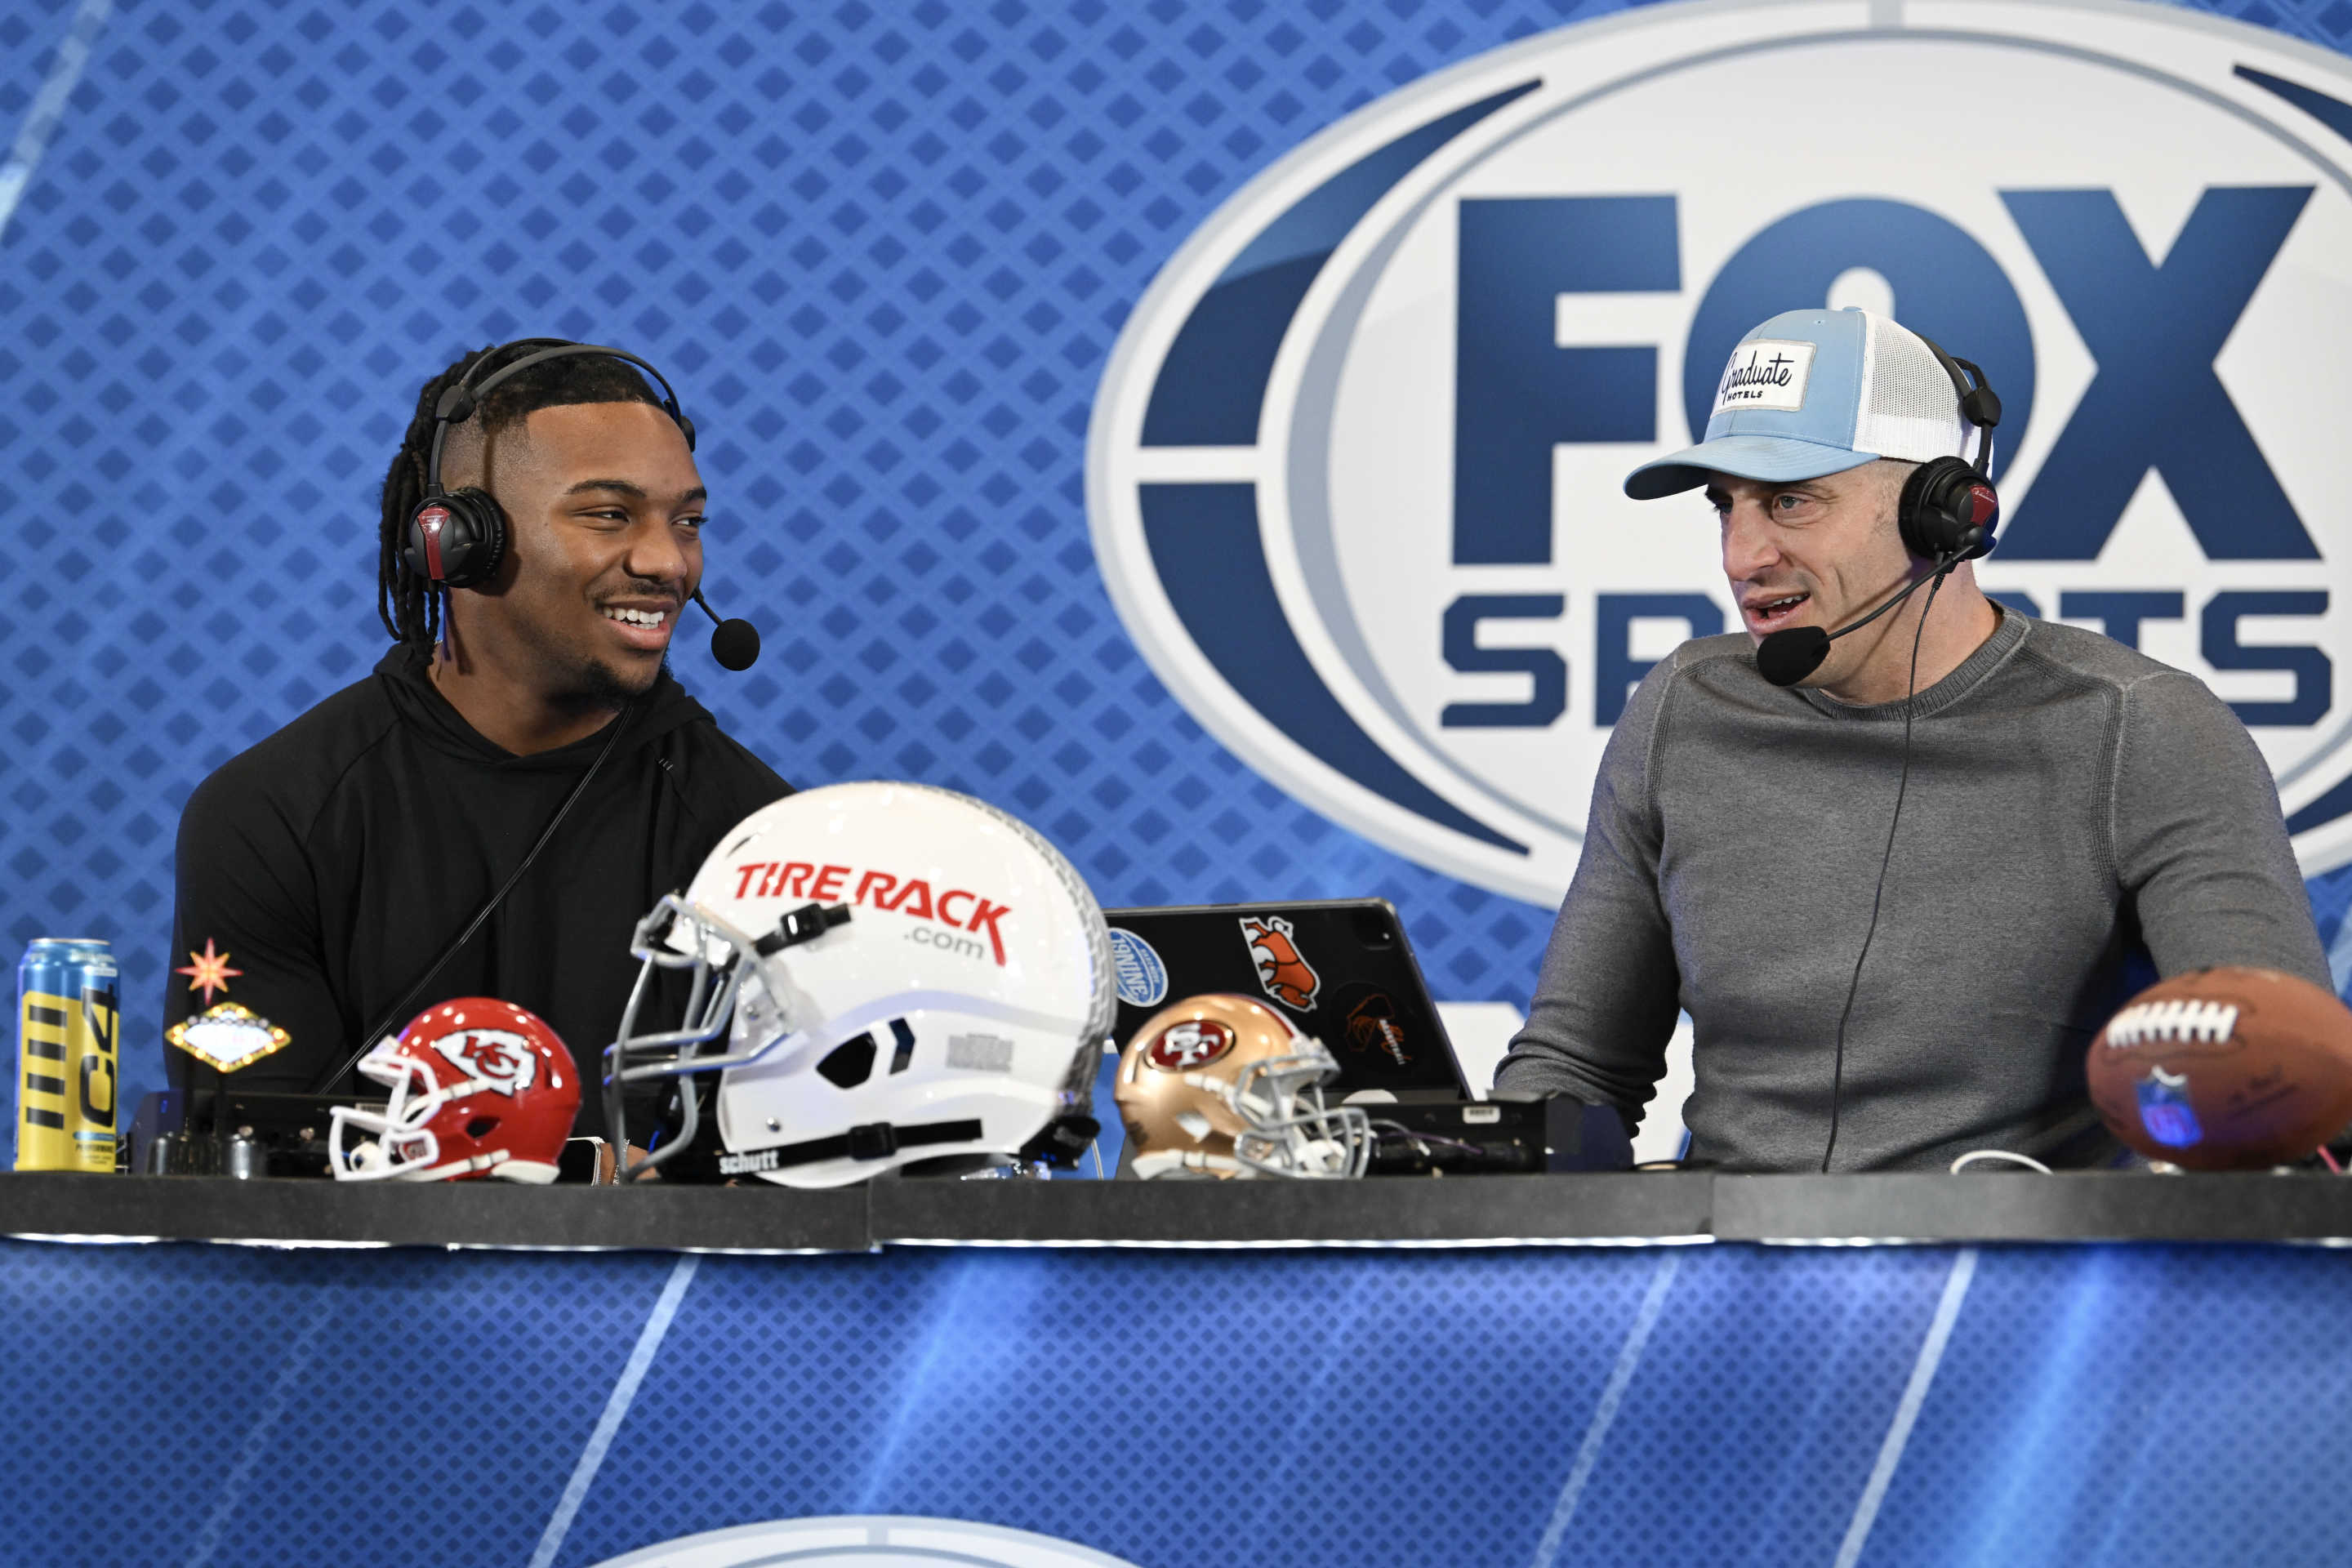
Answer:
176, 939, 243, 1007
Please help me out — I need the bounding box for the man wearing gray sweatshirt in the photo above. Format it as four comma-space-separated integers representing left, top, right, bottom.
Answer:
1492, 306, 2328, 1172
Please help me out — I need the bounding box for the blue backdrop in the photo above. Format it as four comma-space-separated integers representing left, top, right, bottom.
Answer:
4, 1238, 2350, 1566
3, 0, 2351, 1120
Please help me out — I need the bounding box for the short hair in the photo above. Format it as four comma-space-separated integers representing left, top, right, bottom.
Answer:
375, 340, 666, 647
1867, 457, 1918, 525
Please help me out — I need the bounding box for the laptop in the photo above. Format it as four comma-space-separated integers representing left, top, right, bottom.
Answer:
1102, 899, 1468, 1098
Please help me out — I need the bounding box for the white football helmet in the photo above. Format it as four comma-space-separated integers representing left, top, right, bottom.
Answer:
605, 782, 1116, 1186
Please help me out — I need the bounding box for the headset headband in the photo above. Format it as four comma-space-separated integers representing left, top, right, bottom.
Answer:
421, 341, 690, 497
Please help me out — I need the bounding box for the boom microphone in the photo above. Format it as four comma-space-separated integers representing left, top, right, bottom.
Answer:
693, 590, 761, 670
1754, 552, 1959, 688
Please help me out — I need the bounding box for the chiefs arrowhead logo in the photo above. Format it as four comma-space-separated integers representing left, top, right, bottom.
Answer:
429, 1028, 537, 1096
1239, 915, 1321, 1013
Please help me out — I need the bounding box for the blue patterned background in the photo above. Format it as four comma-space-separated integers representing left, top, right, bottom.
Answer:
6, 6, 2352, 1564
3, 1237, 2350, 1565
2, 0, 2350, 1123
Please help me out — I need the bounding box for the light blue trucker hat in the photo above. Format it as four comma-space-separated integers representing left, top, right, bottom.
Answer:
1624, 307, 1974, 500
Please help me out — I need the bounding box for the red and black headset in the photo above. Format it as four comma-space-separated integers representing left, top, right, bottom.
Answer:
1895, 335, 2004, 564
402, 341, 697, 589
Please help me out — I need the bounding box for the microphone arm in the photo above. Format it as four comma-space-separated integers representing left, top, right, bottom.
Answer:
1820, 559, 1951, 643
1753, 551, 1960, 688
691, 590, 762, 671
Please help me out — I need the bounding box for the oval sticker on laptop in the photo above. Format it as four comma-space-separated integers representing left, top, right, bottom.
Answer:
1107, 927, 1169, 1009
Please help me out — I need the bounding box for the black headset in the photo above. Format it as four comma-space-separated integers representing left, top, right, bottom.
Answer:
402, 341, 697, 589
1895, 335, 2003, 564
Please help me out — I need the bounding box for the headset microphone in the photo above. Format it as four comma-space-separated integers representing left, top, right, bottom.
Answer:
1754, 557, 1959, 688
1753, 625, 1832, 688
693, 590, 761, 671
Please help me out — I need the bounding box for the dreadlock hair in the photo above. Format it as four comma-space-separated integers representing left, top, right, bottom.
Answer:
376, 339, 669, 647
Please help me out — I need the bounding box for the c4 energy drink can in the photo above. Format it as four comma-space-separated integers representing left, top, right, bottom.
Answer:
16, 938, 119, 1172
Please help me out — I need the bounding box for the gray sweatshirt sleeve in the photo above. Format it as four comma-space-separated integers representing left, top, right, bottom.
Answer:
2112, 670, 2328, 988
1491, 655, 1684, 1113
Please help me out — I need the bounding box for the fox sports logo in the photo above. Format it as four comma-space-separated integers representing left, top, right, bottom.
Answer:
1086, 0, 2352, 906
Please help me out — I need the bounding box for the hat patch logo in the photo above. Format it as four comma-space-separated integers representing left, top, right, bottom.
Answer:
1713, 340, 1815, 417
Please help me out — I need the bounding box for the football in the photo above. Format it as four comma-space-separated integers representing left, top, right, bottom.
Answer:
2086, 967, 2352, 1169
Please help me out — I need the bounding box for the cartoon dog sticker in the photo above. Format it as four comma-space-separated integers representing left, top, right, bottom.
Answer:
1239, 915, 1321, 1013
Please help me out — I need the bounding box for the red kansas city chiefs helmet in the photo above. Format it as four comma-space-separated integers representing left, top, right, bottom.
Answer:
329, 998, 581, 1183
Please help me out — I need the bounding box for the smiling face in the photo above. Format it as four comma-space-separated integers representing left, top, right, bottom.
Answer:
442, 400, 706, 709
1708, 461, 1918, 683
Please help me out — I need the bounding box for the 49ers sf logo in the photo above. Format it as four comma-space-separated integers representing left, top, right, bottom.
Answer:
1145, 1018, 1234, 1071
1239, 915, 1320, 1013
429, 1029, 537, 1095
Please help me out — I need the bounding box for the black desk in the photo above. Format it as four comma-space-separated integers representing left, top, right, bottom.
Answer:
7, 1169, 2351, 1250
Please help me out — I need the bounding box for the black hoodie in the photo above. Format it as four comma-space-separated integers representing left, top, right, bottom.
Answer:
163, 644, 791, 1137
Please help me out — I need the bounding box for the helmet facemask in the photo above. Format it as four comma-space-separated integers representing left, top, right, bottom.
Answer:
604, 894, 757, 1179
1228, 1046, 1372, 1179
327, 1040, 530, 1181
327, 1042, 448, 1179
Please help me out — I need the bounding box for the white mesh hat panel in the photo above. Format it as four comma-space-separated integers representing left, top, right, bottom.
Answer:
1623, 305, 1992, 499
1852, 310, 1972, 462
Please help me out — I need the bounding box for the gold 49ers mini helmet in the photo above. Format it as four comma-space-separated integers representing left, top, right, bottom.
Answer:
1114, 993, 1370, 1179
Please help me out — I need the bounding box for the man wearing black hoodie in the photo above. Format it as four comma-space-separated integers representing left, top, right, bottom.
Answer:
163, 341, 790, 1139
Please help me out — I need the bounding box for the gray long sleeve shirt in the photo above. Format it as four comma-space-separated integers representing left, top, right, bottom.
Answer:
1493, 610, 2328, 1172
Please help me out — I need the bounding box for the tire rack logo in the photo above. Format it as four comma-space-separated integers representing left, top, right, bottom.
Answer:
429, 1029, 536, 1095
733, 859, 1014, 965
1086, 0, 2352, 905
